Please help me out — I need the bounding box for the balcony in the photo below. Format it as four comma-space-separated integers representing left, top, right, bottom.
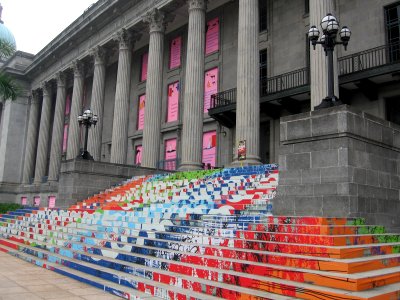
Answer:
208, 43, 400, 126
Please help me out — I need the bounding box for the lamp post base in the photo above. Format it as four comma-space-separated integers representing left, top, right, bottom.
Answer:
314, 96, 342, 110
77, 151, 94, 160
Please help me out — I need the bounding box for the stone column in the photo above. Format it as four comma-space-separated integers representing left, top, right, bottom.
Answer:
22, 91, 40, 184
34, 82, 52, 184
66, 60, 85, 160
309, 0, 338, 109
179, 0, 207, 170
110, 29, 133, 164
48, 72, 67, 181
234, 0, 261, 165
87, 46, 107, 161
141, 9, 165, 169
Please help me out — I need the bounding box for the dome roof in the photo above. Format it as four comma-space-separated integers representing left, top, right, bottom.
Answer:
0, 4, 16, 51
0, 22, 16, 49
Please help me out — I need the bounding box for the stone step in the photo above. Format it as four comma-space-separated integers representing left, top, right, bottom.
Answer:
0, 238, 299, 300
2, 237, 400, 300
4, 224, 400, 275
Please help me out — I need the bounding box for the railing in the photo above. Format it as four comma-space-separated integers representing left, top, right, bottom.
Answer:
261, 67, 309, 97
157, 158, 180, 171
210, 88, 236, 109
338, 42, 400, 76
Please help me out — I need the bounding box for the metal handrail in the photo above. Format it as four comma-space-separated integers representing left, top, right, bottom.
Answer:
261, 67, 309, 97
338, 42, 400, 75
210, 88, 236, 109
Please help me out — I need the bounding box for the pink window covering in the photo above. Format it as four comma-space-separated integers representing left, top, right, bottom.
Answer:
205, 17, 219, 55
62, 124, 68, 153
141, 52, 148, 82
169, 36, 182, 69
202, 131, 217, 168
137, 94, 146, 130
204, 67, 218, 112
65, 93, 71, 116
48, 196, 56, 208
21, 197, 27, 205
135, 145, 142, 165
164, 138, 177, 170
167, 82, 179, 122
33, 196, 41, 207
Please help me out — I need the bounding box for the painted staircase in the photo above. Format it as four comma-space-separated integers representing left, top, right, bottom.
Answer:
0, 165, 399, 299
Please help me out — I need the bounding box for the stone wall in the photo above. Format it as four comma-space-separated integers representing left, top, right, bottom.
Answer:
277, 105, 400, 232
57, 159, 167, 208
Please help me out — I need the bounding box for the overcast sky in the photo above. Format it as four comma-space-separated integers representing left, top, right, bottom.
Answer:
1, 0, 96, 54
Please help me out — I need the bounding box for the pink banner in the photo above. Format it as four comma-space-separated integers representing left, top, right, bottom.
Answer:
21, 197, 27, 205
169, 36, 182, 69
167, 82, 179, 122
141, 52, 148, 82
205, 18, 219, 55
65, 93, 71, 116
164, 138, 177, 170
48, 196, 56, 208
62, 124, 68, 153
135, 145, 142, 165
202, 131, 217, 168
34, 196, 41, 207
137, 94, 146, 130
204, 67, 218, 112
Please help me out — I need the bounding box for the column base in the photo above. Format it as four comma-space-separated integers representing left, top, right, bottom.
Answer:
314, 96, 342, 110
231, 155, 262, 167
178, 161, 203, 171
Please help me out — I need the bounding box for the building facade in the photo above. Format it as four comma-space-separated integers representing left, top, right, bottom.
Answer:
1, 0, 400, 209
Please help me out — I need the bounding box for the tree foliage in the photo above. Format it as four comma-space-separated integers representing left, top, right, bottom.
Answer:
0, 39, 19, 100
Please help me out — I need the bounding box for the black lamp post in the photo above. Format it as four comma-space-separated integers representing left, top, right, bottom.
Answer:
77, 109, 98, 160
309, 13, 351, 110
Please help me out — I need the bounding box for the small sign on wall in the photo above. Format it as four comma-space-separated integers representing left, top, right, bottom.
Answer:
48, 196, 56, 208
238, 140, 246, 161
33, 196, 41, 207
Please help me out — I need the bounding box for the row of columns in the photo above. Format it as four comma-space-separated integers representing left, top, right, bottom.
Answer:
22, 0, 336, 183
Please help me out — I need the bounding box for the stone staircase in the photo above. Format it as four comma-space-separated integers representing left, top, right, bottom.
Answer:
0, 165, 399, 299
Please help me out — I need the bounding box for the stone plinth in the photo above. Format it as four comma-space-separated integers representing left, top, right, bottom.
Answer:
277, 105, 400, 232
57, 159, 166, 208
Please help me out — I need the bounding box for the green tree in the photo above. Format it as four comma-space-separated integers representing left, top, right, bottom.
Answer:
0, 39, 19, 100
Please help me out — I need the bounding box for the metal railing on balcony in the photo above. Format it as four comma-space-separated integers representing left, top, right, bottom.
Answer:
338, 42, 400, 76
210, 88, 236, 109
261, 67, 309, 97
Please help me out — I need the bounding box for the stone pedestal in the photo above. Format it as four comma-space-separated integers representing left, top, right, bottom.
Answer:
277, 105, 400, 232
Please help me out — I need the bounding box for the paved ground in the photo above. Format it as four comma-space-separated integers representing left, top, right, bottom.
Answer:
0, 251, 120, 300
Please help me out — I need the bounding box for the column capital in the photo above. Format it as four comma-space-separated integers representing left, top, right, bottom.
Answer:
41, 82, 51, 96
72, 60, 84, 78
116, 29, 133, 50
91, 45, 107, 65
187, 0, 207, 11
56, 72, 66, 87
143, 8, 168, 33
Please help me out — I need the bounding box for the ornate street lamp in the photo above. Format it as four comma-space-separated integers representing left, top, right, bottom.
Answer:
309, 13, 351, 110
77, 109, 98, 160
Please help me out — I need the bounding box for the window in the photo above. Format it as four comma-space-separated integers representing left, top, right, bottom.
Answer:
169, 36, 182, 69
202, 131, 217, 168
204, 68, 219, 112
137, 94, 146, 130
167, 82, 179, 122
260, 49, 267, 97
304, 0, 309, 15
164, 138, 177, 170
135, 145, 142, 165
140, 52, 148, 82
205, 18, 219, 55
259, 0, 268, 32
385, 3, 400, 61
386, 96, 400, 125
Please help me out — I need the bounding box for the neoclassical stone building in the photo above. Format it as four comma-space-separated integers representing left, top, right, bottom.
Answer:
1, 0, 400, 227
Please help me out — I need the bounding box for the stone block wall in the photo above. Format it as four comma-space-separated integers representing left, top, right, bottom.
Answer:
277, 105, 400, 232
57, 159, 167, 208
